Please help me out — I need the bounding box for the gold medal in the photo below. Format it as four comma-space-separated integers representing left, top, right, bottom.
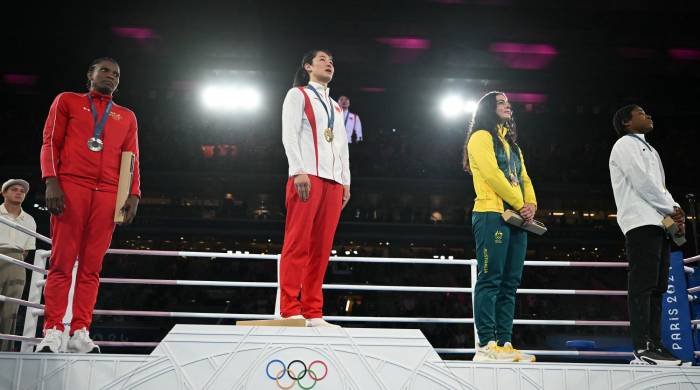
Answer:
509, 172, 518, 187
324, 127, 334, 142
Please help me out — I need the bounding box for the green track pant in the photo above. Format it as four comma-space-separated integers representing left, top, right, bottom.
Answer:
472, 211, 527, 345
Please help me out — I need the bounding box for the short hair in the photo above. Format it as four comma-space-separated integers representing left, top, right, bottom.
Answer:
612, 104, 638, 137
86, 57, 119, 89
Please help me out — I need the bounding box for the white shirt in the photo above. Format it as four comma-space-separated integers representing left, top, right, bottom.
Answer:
282, 81, 351, 185
0, 204, 37, 252
343, 109, 363, 143
609, 133, 678, 235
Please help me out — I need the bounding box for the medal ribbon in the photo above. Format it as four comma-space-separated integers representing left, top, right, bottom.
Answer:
306, 84, 334, 131
87, 95, 113, 142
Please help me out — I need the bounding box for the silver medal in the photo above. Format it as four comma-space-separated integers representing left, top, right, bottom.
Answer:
87, 137, 103, 152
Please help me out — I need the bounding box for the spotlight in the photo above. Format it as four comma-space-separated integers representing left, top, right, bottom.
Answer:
439, 95, 464, 118
464, 100, 478, 113
440, 95, 477, 118
201, 85, 261, 112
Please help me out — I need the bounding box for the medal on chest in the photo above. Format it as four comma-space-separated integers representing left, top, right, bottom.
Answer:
86, 95, 113, 152
306, 84, 335, 143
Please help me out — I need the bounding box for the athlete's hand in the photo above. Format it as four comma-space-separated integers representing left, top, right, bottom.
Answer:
119, 195, 139, 225
342, 185, 351, 209
519, 203, 537, 223
294, 174, 311, 202
670, 206, 685, 225
45, 177, 65, 215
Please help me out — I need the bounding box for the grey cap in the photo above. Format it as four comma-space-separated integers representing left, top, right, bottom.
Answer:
2, 179, 30, 193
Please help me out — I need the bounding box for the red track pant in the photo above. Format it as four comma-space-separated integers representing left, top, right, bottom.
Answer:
280, 175, 343, 318
43, 180, 116, 334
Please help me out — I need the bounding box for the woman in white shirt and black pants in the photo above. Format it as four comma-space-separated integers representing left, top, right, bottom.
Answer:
609, 104, 685, 365
279, 50, 351, 327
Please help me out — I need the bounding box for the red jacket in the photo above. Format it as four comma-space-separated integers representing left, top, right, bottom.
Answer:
40, 91, 141, 197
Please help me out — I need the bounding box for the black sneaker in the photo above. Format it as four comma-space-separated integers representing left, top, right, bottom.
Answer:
631, 343, 681, 366
652, 342, 682, 365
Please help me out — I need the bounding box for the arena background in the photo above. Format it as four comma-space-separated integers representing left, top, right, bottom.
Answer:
1, 0, 699, 362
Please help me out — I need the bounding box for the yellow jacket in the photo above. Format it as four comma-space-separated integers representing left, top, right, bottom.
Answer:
467, 126, 537, 212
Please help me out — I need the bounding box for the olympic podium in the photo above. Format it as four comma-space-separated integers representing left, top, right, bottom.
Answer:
1, 324, 699, 390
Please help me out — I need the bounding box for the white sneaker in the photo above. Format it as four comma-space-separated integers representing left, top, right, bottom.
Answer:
502, 342, 536, 362
305, 318, 341, 328
36, 328, 63, 353
67, 328, 100, 353
473, 341, 501, 362
281, 315, 305, 320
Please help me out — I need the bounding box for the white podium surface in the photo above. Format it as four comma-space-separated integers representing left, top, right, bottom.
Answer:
1, 324, 699, 389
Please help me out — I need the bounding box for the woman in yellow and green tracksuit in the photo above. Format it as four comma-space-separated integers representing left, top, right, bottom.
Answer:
463, 91, 537, 362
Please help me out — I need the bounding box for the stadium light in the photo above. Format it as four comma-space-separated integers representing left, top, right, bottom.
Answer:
201, 85, 261, 112
440, 95, 477, 118
464, 100, 478, 114
439, 95, 464, 118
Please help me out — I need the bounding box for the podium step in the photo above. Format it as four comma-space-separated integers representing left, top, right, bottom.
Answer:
1, 324, 698, 389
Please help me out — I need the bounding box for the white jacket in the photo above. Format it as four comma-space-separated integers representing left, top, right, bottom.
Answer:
609, 133, 678, 235
343, 110, 363, 143
282, 81, 351, 185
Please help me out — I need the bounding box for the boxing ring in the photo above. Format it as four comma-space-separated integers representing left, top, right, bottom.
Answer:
1, 216, 699, 389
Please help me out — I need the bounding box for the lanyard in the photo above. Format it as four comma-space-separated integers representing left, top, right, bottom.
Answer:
506, 143, 520, 185
306, 84, 334, 130
87, 95, 113, 141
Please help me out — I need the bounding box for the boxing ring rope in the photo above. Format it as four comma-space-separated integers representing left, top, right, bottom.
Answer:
684, 254, 700, 263
0, 294, 633, 327
0, 216, 695, 358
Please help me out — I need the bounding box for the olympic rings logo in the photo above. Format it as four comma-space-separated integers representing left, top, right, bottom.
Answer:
265, 359, 328, 389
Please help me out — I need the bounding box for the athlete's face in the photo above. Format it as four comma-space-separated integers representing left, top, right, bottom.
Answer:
88, 61, 120, 95
338, 96, 350, 109
624, 106, 654, 134
495, 94, 512, 121
304, 51, 334, 84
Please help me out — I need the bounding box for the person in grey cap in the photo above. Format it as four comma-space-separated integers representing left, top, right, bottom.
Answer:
0, 179, 37, 351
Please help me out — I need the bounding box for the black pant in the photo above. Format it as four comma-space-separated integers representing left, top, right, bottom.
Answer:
625, 225, 670, 350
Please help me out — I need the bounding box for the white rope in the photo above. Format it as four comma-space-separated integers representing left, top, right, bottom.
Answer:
0, 253, 48, 275
100, 278, 278, 289
0, 300, 628, 326
0, 333, 41, 344
94, 341, 160, 347
96, 277, 628, 295
434, 348, 632, 356
0, 216, 51, 244
75, 309, 632, 326
0, 295, 44, 309
688, 286, 700, 294
104, 249, 630, 267
526, 261, 627, 268
0, 219, 633, 268
106, 249, 281, 260
0, 333, 633, 356
0, 333, 158, 348
684, 255, 700, 264
519, 289, 626, 296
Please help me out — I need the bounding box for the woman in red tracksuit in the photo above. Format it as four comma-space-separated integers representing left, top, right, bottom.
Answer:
280, 49, 351, 327
36, 57, 141, 353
